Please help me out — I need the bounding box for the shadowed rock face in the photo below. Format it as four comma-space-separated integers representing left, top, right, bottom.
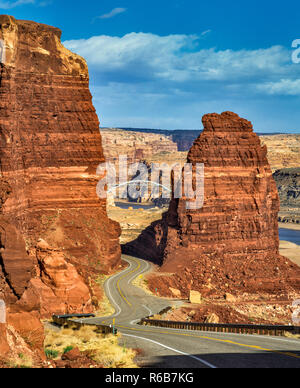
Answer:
124, 112, 300, 298
0, 15, 121, 358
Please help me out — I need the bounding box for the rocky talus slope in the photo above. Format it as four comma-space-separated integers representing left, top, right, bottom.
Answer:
0, 15, 121, 362
123, 112, 300, 300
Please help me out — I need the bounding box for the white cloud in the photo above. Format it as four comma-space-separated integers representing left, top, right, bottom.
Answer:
98, 7, 127, 20
64, 32, 300, 130
64, 32, 298, 86
256, 79, 300, 95
0, 0, 34, 8
0, 0, 49, 8
200, 29, 212, 37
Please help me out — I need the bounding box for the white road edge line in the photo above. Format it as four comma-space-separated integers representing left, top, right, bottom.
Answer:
122, 333, 217, 369
130, 319, 140, 325
143, 305, 153, 317
105, 258, 134, 318
99, 256, 300, 349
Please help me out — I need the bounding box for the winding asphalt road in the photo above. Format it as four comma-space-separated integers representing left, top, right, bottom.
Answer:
81, 255, 300, 368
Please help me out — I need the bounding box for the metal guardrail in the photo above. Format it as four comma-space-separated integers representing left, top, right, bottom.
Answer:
52, 314, 116, 335
140, 318, 300, 337
54, 313, 96, 320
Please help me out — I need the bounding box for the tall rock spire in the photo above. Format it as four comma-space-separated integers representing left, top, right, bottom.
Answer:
0, 14, 121, 341
124, 112, 300, 299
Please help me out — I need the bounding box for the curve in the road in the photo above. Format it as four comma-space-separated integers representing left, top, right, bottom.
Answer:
122, 333, 217, 369
82, 255, 300, 368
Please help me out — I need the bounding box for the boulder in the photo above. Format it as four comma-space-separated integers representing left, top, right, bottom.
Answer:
189, 291, 202, 304
169, 288, 181, 298
205, 313, 220, 324
225, 293, 236, 302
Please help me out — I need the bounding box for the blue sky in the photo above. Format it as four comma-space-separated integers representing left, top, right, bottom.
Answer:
1, 0, 300, 132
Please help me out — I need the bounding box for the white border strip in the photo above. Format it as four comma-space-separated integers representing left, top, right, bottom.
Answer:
123, 333, 217, 369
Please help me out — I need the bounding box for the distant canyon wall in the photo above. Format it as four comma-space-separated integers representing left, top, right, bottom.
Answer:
102, 129, 300, 218
101, 129, 178, 164
274, 168, 300, 225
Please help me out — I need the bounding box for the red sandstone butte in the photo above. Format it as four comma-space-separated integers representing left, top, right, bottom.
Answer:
124, 112, 300, 299
0, 15, 121, 358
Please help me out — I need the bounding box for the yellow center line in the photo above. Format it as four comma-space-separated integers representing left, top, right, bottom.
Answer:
117, 325, 300, 361
116, 258, 141, 307
107, 259, 300, 362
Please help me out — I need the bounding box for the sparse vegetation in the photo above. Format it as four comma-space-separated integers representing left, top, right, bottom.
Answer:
7, 353, 33, 368
45, 349, 59, 360
44, 326, 138, 368
63, 346, 74, 354
284, 331, 300, 340
107, 204, 164, 244
132, 273, 154, 296
95, 275, 116, 317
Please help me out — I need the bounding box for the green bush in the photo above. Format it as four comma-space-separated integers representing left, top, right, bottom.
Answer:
45, 349, 59, 359
63, 346, 74, 354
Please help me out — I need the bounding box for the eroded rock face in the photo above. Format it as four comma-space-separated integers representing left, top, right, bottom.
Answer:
0, 323, 9, 356
167, 111, 280, 261
125, 112, 300, 298
0, 15, 121, 274
0, 15, 121, 360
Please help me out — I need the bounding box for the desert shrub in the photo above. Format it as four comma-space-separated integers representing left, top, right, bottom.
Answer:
45, 349, 59, 359
63, 346, 74, 354
44, 326, 137, 368
284, 332, 300, 340
8, 353, 33, 368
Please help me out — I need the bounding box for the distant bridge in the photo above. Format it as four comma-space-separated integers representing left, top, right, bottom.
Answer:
107, 180, 172, 195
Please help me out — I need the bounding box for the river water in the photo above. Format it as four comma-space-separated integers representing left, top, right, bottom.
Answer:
279, 228, 300, 245
115, 201, 156, 210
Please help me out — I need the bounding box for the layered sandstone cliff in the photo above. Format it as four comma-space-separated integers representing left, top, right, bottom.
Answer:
261, 135, 300, 172
0, 15, 121, 359
124, 112, 300, 299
